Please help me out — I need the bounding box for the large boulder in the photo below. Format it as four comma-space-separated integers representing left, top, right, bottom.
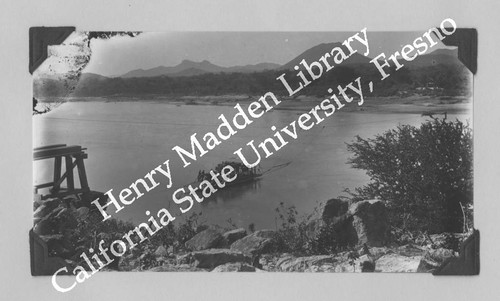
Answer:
230, 230, 276, 255
306, 198, 390, 248
222, 228, 247, 245
348, 199, 389, 247
306, 198, 351, 237
185, 226, 225, 251
319, 198, 349, 220
189, 249, 252, 269
417, 248, 456, 273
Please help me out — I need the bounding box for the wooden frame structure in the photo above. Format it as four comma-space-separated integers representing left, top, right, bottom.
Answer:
33, 144, 90, 200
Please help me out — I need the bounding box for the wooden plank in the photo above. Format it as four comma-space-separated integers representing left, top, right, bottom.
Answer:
34, 182, 55, 189
33, 145, 82, 160
33, 144, 67, 151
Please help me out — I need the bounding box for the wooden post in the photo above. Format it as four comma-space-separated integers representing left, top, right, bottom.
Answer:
76, 155, 89, 192
65, 155, 74, 191
52, 156, 62, 193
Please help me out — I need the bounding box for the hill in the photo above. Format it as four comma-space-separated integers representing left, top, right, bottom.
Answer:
121, 60, 280, 78
280, 42, 372, 70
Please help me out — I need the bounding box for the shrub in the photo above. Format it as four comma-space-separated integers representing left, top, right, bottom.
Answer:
346, 117, 473, 234
306, 219, 341, 255
150, 212, 202, 251
273, 202, 310, 254
272, 202, 347, 255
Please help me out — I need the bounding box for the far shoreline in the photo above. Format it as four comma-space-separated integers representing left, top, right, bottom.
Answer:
37, 94, 472, 116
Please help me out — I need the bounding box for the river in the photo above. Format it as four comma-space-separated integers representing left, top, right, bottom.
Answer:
33, 100, 471, 229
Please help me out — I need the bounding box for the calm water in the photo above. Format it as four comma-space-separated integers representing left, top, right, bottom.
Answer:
33, 101, 470, 229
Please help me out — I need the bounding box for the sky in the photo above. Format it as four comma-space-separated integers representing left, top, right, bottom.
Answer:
83, 31, 452, 77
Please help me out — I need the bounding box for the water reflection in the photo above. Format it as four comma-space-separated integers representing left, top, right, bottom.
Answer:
209, 179, 262, 205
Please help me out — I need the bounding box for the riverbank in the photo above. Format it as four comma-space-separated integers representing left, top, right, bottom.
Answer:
38, 94, 472, 115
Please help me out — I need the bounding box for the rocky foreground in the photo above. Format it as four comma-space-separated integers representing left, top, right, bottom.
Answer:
117, 199, 467, 273
119, 229, 462, 273
32, 193, 468, 274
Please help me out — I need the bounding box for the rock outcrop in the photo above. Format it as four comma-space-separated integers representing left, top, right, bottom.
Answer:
319, 198, 349, 220
222, 228, 247, 245
185, 226, 225, 251
307, 198, 389, 248
307, 199, 358, 246
349, 199, 390, 247
230, 230, 276, 255
32, 190, 466, 275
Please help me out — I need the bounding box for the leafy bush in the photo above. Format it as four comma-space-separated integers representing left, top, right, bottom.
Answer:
273, 202, 311, 254
272, 202, 348, 255
149, 212, 202, 251
346, 117, 473, 234
306, 219, 341, 255
71, 211, 136, 267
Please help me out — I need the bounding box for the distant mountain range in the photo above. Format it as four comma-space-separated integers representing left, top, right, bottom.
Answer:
117, 45, 459, 79
121, 60, 281, 78
33, 42, 462, 98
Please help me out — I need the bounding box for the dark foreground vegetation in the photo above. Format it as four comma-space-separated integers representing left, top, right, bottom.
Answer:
346, 117, 473, 234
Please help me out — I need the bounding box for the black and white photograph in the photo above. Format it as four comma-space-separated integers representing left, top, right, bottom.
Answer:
32, 26, 474, 279
1, 1, 500, 300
